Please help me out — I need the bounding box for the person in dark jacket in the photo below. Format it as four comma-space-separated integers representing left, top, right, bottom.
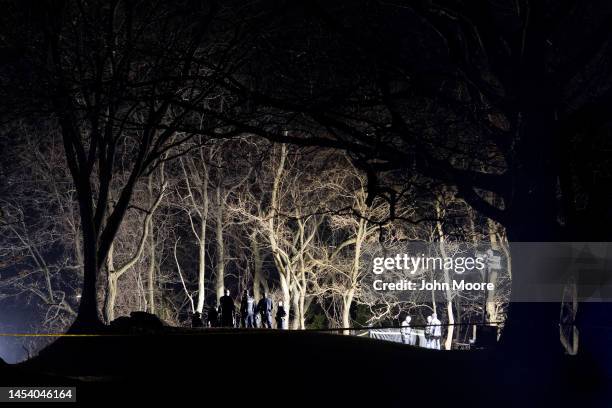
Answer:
207, 304, 219, 328
257, 292, 273, 328
276, 301, 287, 329
240, 289, 256, 328
192, 311, 204, 328
219, 289, 235, 327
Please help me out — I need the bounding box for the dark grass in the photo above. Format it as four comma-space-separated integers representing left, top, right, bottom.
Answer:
0, 327, 608, 407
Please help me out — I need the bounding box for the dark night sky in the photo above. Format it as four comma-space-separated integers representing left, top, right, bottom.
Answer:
0, 304, 38, 363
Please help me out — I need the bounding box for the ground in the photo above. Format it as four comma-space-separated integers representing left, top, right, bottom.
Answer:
0, 324, 608, 407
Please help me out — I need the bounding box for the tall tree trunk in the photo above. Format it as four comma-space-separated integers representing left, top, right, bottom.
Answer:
291, 286, 300, 329
250, 232, 265, 301
279, 272, 291, 327
341, 218, 366, 334
436, 199, 454, 350
146, 221, 155, 314
103, 242, 117, 324
501, 107, 563, 355
444, 296, 454, 350
342, 289, 355, 335
299, 286, 306, 329
72, 186, 103, 330
146, 177, 156, 314
501, 239, 564, 354
180, 155, 209, 313
498, 6, 564, 356
268, 144, 290, 323
104, 273, 118, 323
196, 217, 207, 313
215, 184, 225, 302
485, 218, 500, 323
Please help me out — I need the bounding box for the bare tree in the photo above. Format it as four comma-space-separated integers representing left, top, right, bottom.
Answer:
210, 0, 612, 349
312, 157, 385, 332
0, 125, 81, 335
176, 139, 214, 314
103, 170, 167, 323
1, 1, 249, 329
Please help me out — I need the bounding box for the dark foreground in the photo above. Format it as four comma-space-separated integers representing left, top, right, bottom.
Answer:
0, 327, 608, 407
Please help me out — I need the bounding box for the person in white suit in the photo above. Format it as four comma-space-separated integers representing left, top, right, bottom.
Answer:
401, 315, 412, 345
431, 313, 442, 350
424, 315, 433, 348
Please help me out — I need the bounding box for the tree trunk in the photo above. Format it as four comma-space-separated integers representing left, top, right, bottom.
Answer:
500, 239, 564, 355
500, 105, 563, 356
103, 241, 118, 324
496, 3, 568, 352
196, 217, 207, 313
342, 289, 354, 335
279, 272, 291, 327
146, 174, 158, 315
299, 287, 306, 329
104, 273, 118, 324
250, 233, 265, 301
291, 287, 301, 329
215, 185, 225, 302
100, 183, 165, 326
501, 199, 563, 355
341, 218, 365, 334
485, 219, 500, 323
436, 199, 454, 349
71, 188, 104, 331
444, 297, 454, 350
180, 154, 209, 312
146, 220, 156, 314
267, 144, 289, 323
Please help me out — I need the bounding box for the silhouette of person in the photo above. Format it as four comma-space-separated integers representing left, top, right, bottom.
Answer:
240, 289, 256, 328
276, 301, 287, 329
401, 315, 411, 345
431, 313, 442, 350
257, 292, 273, 328
192, 311, 204, 328
425, 315, 433, 348
207, 304, 219, 328
219, 289, 235, 327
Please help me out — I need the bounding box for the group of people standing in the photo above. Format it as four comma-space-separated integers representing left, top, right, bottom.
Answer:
192, 289, 288, 330
401, 313, 442, 349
